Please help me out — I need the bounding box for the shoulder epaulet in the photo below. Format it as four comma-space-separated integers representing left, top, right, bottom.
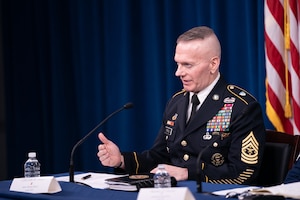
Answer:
172, 89, 187, 98
227, 85, 257, 105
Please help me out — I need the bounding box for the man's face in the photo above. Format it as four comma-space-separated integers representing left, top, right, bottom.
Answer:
174, 40, 219, 93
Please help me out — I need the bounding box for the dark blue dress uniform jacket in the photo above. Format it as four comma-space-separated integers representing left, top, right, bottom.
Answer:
122, 76, 266, 185
284, 156, 300, 183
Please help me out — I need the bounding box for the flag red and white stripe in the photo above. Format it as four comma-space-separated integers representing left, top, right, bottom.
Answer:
265, 0, 300, 135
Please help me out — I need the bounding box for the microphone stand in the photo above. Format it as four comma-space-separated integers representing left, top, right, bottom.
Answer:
69, 102, 133, 182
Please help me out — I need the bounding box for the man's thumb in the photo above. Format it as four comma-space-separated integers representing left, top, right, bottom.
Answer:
98, 132, 109, 144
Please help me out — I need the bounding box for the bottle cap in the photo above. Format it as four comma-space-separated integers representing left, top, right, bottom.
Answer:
28, 152, 36, 158
157, 164, 165, 169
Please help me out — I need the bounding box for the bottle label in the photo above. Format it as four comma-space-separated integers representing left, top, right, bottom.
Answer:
24, 161, 40, 177
153, 173, 171, 188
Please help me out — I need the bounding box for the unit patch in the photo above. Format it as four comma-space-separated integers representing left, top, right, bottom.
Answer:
241, 131, 259, 164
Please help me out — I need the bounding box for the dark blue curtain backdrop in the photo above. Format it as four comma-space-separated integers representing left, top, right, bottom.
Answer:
1, 0, 272, 179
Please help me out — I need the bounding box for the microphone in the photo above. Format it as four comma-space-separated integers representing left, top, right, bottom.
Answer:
196, 136, 219, 193
69, 102, 134, 182
196, 103, 255, 192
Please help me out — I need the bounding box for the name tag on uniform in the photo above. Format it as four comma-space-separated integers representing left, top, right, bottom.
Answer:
164, 126, 173, 136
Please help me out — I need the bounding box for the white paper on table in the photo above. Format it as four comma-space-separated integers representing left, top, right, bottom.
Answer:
212, 186, 259, 196
56, 172, 124, 189
250, 182, 300, 199
137, 187, 195, 200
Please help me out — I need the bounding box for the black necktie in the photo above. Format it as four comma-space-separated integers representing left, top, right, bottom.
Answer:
188, 93, 200, 124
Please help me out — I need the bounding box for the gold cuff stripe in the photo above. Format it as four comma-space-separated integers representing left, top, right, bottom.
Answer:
207, 169, 254, 184
133, 152, 139, 174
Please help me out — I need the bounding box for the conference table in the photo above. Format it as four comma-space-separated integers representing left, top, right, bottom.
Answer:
0, 173, 255, 200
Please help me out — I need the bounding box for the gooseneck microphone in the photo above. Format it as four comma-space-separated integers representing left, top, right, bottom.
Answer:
69, 102, 134, 182
196, 136, 219, 193
196, 103, 256, 192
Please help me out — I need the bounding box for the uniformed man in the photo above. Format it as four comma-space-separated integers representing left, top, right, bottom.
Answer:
97, 26, 265, 185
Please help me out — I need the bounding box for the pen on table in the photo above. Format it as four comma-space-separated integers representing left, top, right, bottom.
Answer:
81, 174, 92, 180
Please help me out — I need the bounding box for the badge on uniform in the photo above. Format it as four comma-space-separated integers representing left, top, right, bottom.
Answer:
211, 153, 224, 166
241, 131, 259, 165
206, 103, 233, 133
166, 113, 177, 127
223, 97, 235, 104
164, 126, 173, 136
203, 132, 212, 140
172, 113, 178, 120
221, 132, 230, 140
239, 91, 246, 96
167, 120, 174, 126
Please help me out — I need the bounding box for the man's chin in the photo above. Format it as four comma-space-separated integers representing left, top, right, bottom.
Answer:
183, 86, 192, 92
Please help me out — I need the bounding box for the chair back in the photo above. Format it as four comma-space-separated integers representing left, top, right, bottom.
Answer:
265, 130, 300, 170
255, 130, 300, 186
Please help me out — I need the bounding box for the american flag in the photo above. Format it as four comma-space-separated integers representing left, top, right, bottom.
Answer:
264, 0, 300, 135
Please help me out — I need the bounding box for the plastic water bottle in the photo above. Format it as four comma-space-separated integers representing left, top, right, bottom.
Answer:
153, 164, 171, 188
24, 152, 41, 178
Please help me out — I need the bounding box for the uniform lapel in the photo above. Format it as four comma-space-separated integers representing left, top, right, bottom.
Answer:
176, 93, 189, 134
185, 77, 227, 135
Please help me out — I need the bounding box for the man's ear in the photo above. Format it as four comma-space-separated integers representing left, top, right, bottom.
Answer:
209, 56, 220, 74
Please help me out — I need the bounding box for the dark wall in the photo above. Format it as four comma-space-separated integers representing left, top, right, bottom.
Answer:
0, 0, 7, 180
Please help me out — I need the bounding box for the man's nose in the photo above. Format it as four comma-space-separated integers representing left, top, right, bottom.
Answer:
175, 65, 184, 77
